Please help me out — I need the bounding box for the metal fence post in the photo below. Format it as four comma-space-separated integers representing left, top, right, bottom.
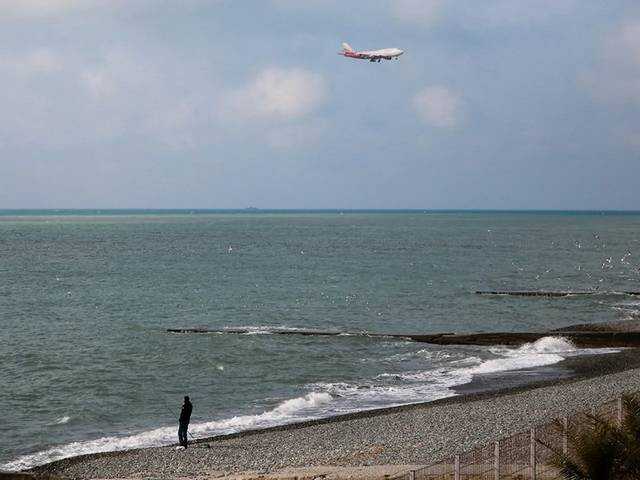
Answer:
618, 396, 624, 426
454, 454, 460, 480
530, 427, 537, 480
563, 416, 568, 455
494, 440, 500, 480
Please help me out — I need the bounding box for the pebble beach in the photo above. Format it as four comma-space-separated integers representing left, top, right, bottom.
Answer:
30, 349, 640, 479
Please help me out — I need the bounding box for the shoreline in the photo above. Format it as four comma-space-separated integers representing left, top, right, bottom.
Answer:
27, 346, 640, 479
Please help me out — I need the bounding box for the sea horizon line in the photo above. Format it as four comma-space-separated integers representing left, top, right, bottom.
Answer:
0, 208, 640, 216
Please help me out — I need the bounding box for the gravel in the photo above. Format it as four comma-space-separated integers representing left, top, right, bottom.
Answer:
31, 357, 640, 480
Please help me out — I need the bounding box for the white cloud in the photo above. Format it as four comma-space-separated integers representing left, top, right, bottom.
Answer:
81, 70, 116, 99
468, 0, 577, 27
413, 86, 462, 128
584, 21, 640, 106
0, 0, 215, 18
227, 67, 328, 121
220, 67, 329, 150
0, 49, 62, 75
76, 50, 215, 147
0, 47, 326, 152
0, 47, 216, 149
392, 0, 444, 26
392, 0, 577, 28
0, 0, 94, 17
22, 49, 62, 73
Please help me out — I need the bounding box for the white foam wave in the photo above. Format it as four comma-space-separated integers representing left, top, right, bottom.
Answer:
461, 352, 563, 376
510, 336, 577, 354
385, 349, 458, 362
53, 416, 70, 425
230, 325, 273, 335
377, 337, 616, 391
450, 356, 483, 366
310, 378, 458, 411
470, 336, 574, 374
4, 337, 619, 472
505, 336, 619, 357
225, 325, 339, 335
270, 392, 332, 415
1, 392, 332, 472
451, 337, 617, 379
315, 338, 580, 408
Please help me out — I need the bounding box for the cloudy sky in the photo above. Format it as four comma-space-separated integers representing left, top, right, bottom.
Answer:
1, 0, 639, 209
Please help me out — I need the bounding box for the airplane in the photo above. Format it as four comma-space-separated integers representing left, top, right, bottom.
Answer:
339, 42, 404, 62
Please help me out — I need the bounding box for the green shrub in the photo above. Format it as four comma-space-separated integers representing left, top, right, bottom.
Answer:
550, 396, 640, 480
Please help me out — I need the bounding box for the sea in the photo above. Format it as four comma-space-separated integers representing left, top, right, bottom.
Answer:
2, 210, 639, 470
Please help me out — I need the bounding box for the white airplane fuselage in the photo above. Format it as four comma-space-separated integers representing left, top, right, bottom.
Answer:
339, 43, 404, 62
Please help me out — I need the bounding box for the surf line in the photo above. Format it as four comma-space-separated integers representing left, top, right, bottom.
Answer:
166, 328, 640, 348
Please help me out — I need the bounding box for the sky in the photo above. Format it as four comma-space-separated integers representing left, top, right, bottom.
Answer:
0, 0, 639, 209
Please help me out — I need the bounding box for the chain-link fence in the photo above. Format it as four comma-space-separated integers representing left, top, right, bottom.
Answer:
392, 396, 627, 480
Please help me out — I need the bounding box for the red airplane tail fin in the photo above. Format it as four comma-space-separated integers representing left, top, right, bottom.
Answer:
341, 42, 355, 53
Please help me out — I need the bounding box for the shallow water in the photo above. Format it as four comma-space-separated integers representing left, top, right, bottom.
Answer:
1, 211, 639, 469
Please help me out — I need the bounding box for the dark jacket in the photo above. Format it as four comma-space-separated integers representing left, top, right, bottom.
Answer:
179, 400, 192, 424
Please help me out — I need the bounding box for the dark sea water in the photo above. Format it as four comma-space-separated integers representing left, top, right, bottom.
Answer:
2, 211, 639, 470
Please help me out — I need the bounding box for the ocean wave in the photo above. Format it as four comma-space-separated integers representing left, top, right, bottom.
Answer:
308, 337, 615, 413
452, 337, 617, 378
617, 299, 640, 307
508, 336, 577, 354
309, 378, 458, 409
51, 416, 70, 426
612, 300, 640, 319
461, 352, 562, 376
449, 356, 483, 366
3, 337, 619, 472
364, 337, 617, 398
384, 349, 458, 362
1, 392, 333, 472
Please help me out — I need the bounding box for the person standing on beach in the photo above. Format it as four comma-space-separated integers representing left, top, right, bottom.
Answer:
178, 396, 192, 448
